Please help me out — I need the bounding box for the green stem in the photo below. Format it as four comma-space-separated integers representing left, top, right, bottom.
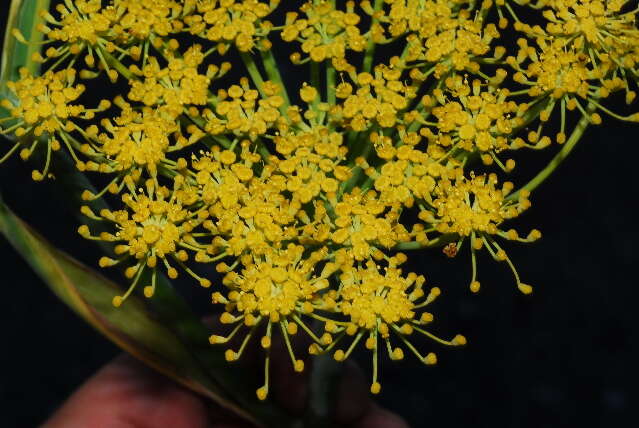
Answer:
341, 128, 375, 195
394, 234, 457, 251
406, 77, 446, 134
102, 49, 135, 81
240, 51, 267, 98
310, 61, 321, 112
506, 103, 594, 201
362, 0, 383, 73
310, 61, 321, 92
260, 49, 290, 107
326, 64, 336, 106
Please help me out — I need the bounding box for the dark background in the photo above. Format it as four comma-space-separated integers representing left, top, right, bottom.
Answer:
1, 3, 638, 428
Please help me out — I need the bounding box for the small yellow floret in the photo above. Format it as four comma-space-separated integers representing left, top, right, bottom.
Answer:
256, 386, 268, 401
518, 283, 533, 295
260, 336, 271, 349
470, 281, 481, 293
452, 334, 467, 346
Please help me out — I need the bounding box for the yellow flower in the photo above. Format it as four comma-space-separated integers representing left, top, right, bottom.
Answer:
331, 64, 418, 131
128, 45, 230, 118
509, 2, 639, 124
427, 75, 524, 168
397, 3, 499, 77
182, 0, 277, 54
28, 0, 123, 80
105, 0, 184, 42
362, 129, 439, 208
329, 257, 465, 394
203, 78, 283, 140
193, 144, 299, 259
79, 177, 212, 305
78, 102, 197, 193
507, 36, 633, 127
282, 1, 367, 71
0, 68, 109, 180
38, 0, 111, 51
421, 171, 539, 294
211, 244, 331, 400
326, 188, 409, 262
541, 0, 639, 65
272, 125, 351, 204
6, 0, 625, 401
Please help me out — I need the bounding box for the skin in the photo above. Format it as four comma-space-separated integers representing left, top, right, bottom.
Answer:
41, 354, 409, 428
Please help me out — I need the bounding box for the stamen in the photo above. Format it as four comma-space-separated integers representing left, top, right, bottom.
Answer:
112, 262, 146, 307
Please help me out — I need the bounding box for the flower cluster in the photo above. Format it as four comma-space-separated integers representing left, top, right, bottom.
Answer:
1, 67, 109, 179
183, 0, 278, 53
282, 1, 368, 71
2, 0, 637, 400
508, 0, 639, 124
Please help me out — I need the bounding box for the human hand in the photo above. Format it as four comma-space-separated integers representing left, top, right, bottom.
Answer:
42, 354, 409, 428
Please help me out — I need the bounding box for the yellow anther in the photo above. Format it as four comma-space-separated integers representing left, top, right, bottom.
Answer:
452, 335, 467, 346
260, 336, 271, 349
256, 386, 268, 401
112, 296, 123, 307
518, 283, 533, 295
470, 281, 481, 293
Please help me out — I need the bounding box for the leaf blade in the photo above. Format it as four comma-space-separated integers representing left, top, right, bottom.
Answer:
1, 0, 49, 89
0, 198, 260, 425
1, 0, 51, 119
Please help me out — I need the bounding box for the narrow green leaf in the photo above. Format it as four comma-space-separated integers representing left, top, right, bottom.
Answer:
1, 0, 50, 91
0, 196, 264, 425
47, 154, 293, 428
0, 2, 294, 426
1, 0, 51, 121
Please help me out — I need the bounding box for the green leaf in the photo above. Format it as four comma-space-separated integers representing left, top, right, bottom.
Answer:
1, 0, 50, 106
49, 155, 293, 427
0, 196, 294, 427
1, 0, 47, 125
0, 2, 293, 426
0, 197, 252, 422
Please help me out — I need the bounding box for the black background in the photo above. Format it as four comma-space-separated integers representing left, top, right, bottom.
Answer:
1, 3, 638, 427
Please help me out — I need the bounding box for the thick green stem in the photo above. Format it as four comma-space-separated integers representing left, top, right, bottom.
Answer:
240, 51, 267, 98
310, 61, 321, 92
310, 61, 321, 113
102, 49, 135, 81
506, 103, 594, 201
260, 49, 291, 107
362, 0, 384, 73
406, 77, 446, 134
326, 65, 336, 106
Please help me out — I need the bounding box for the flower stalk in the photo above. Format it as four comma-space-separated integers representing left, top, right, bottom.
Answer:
1, 0, 638, 422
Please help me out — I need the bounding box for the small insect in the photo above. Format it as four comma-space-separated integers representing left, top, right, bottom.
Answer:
443, 243, 458, 258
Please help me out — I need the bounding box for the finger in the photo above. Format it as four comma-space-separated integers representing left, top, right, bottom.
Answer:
352, 404, 410, 428
271, 328, 312, 415
205, 315, 404, 427
333, 361, 371, 425
41, 354, 245, 428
